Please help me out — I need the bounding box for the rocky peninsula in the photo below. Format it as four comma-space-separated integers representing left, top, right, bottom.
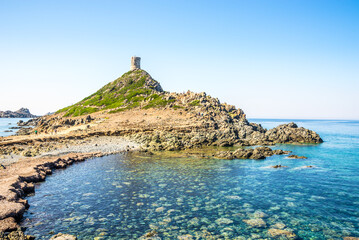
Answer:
0, 108, 37, 119
0, 60, 323, 237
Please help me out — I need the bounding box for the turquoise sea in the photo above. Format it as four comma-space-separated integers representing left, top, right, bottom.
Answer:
21, 119, 359, 239
0, 118, 31, 137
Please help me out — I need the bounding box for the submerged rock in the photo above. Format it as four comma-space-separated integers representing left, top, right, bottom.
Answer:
271, 222, 286, 229
253, 210, 267, 218
215, 217, 233, 225
139, 230, 161, 240
271, 165, 288, 168
243, 218, 266, 228
287, 155, 307, 159
177, 234, 194, 240
49, 233, 77, 240
268, 228, 297, 239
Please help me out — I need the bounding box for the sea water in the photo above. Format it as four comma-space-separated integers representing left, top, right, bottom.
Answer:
0, 118, 31, 137
21, 119, 359, 239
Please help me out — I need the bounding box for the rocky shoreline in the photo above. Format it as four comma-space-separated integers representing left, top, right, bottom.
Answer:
0, 135, 140, 237
0, 152, 104, 232
0, 68, 327, 238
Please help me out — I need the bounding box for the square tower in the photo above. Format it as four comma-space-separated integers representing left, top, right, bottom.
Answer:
131, 56, 141, 70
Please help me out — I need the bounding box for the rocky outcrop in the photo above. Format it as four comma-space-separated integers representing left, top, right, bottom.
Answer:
17, 118, 40, 127
214, 147, 290, 160
0, 108, 37, 118
265, 122, 322, 144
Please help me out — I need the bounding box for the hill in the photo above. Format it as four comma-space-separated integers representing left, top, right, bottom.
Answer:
57, 69, 167, 116
56, 69, 246, 122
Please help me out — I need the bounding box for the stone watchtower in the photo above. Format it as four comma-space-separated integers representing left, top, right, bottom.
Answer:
130, 56, 141, 70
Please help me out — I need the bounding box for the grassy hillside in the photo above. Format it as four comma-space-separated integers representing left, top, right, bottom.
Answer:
57, 69, 173, 117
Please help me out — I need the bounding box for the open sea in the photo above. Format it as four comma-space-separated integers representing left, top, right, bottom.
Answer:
0, 118, 31, 137
20, 119, 359, 239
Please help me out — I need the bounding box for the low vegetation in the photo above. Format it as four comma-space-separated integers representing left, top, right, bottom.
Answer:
57, 69, 171, 117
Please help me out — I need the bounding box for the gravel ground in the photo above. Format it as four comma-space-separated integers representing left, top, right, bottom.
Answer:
0, 136, 141, 166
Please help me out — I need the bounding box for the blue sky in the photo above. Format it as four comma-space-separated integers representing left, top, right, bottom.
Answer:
0, 0, 358, 119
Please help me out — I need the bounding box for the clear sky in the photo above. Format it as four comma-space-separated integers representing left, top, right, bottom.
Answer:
0, 0, 358, 119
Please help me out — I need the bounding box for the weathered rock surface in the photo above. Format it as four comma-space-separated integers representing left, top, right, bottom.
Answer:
0, 218, 18, 232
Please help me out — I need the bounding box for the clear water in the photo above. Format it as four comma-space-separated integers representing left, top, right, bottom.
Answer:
0, 118, 31, 137
21, 119, 359, 239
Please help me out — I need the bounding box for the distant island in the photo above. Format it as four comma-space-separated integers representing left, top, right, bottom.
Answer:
0, 108, 37, 118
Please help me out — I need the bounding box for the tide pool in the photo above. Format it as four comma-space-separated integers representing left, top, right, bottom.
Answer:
21, 119, 359, 239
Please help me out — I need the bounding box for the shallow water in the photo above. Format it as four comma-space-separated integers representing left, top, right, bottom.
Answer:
21, 119, 359, 239
0, 118, 31, 137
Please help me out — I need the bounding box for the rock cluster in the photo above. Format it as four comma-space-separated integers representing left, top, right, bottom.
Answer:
0, 228, 35, 240
17, 119, 40, 127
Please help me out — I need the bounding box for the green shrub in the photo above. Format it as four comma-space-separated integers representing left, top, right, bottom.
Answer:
189, 100, 200, 106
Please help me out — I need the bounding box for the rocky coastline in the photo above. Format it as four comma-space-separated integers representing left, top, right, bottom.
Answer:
0, 68, 326, 238
0, 153, 104, 232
